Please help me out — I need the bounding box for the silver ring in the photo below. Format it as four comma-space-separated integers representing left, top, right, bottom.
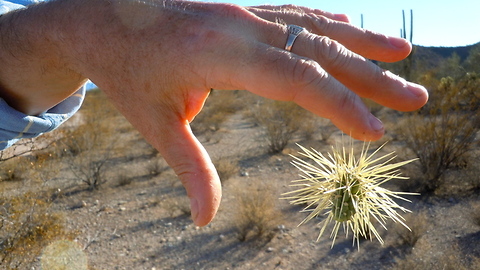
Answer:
284, 25, 305, 52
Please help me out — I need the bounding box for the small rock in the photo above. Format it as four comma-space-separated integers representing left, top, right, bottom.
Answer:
266, 247, 275, 253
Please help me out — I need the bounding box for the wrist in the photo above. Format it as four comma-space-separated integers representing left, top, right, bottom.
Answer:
0, 0, 89, 115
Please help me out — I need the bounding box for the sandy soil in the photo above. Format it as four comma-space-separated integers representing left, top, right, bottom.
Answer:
3, 108, 480, 270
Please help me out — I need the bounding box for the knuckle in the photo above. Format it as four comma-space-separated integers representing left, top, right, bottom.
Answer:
279, 4, 303, 12
309, 14, 332, 35
286, 58, 334, 103
314, 36, 352, 74
329, 91, 359, 121
289, 58, 325, 88
370, 68, 409, 102
212, 3, 253, 20
358, 29, 390, 47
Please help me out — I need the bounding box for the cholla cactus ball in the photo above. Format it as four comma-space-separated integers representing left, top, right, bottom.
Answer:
284, 141, 418, 247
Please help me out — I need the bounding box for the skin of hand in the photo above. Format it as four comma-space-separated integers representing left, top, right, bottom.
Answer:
0, 0, 428, 226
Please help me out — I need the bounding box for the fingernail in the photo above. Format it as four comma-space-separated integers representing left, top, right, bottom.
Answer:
369, 115, 384, 133
190, 198, 199, 224
388, 37, 410, 49
408, 82, 429, 98
333, 14, 350, 23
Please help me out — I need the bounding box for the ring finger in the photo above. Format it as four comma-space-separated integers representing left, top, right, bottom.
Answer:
255, 23, 427, 111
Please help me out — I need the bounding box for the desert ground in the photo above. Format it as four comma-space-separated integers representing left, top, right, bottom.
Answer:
1, 89, 479, 270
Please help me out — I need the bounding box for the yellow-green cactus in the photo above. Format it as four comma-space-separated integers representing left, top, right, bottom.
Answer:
284, 141, 418, 247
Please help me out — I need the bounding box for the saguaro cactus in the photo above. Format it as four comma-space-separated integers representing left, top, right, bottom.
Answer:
401, 9, 415, 81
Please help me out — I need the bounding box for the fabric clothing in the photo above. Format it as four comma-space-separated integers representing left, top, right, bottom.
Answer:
0, 0, 86, 150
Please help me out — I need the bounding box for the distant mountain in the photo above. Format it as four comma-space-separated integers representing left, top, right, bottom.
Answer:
412, 42, 480, 68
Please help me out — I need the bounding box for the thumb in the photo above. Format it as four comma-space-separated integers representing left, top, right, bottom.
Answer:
153, 120, 222, 226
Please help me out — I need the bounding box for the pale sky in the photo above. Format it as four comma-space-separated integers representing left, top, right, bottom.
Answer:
214, 0, 480, 47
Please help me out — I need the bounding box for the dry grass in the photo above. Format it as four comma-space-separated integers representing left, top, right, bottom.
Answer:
161, 195, 191, 218
145, 156, 169, 177
249, 99, 311, 153
470, 201, 480, 227
393, 212, 429, 250
213, 157, 239, 183
231, 180, 283, 242
116, 173, 133, 187
190, 90, 242, 141
0, 191, 76, 269
392, 243, 478, 270
0, 156, 31, 182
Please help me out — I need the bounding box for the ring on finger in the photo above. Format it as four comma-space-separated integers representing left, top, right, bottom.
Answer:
284, 24, 305, 52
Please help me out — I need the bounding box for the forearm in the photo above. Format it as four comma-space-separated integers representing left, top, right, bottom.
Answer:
0, 0, 102, 115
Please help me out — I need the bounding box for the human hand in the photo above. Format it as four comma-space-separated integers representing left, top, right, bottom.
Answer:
72, 1, 427, 226
0, 0, 428, 226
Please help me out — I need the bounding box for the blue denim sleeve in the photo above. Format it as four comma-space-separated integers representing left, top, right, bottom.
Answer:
0, 0, 86, 150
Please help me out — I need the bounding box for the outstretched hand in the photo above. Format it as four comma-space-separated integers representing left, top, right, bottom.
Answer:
0, 0, 428, 226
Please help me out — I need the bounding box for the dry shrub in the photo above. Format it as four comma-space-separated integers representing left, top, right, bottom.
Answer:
0, 149, 58, 185
393, 212, 429, 249
145, 157, 169, 177
117, 173, 132, 187
213, 157, 239, 183
59, 125, 116, 190
30, 149, 62, 186
161, 195, 191, 217
40, 240, 88, 270
462, 152, 480, 191
0, 156, 31, 182
317, 118, 337, 142
0, 192, 76, 269
232, 181, 283, 242
250, 100, 311, 153
397, 73, 480, 193
470, 201, 480, 227
58, 90, 121, 190
392, 243, 475, 270
190, 90, 242, 140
